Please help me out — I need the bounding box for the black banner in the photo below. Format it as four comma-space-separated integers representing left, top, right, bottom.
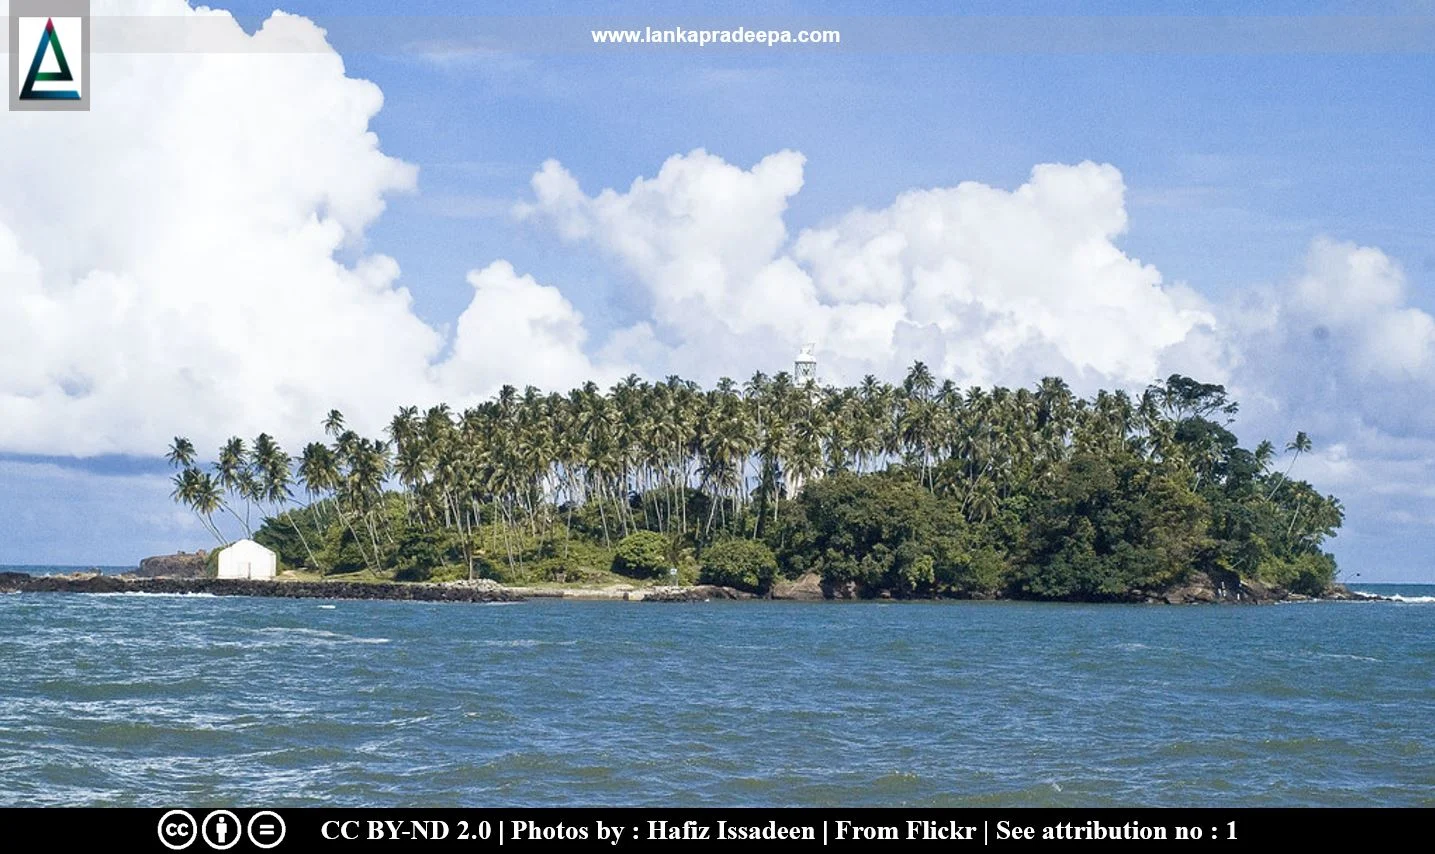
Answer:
0, 808, 1399, 851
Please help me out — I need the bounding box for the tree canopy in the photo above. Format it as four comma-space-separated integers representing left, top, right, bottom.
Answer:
166, 368, 1344, 599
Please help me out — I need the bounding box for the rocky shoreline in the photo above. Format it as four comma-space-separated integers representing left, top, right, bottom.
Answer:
0, 572, 520, 603
0, 568, 1384, 605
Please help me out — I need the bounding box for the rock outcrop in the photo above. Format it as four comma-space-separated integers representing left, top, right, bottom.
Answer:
134, 550, 208, 578
1139, 570, 1384, 605
635, 584, 752, 602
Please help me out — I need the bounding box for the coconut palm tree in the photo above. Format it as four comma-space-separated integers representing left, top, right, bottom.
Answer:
171, 467, 227, 545
1267, 431, 1312, 500
165, 437, 197, 470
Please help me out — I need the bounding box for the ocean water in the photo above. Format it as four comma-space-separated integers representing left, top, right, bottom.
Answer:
3, 565, 134, 575
0, 584, 1432, 807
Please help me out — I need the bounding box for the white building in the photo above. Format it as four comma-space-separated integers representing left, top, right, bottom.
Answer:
217, 539, 277, 580
795, 343, 818, 383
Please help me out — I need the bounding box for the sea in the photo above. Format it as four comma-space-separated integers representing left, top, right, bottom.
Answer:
1, 568, 1432, 807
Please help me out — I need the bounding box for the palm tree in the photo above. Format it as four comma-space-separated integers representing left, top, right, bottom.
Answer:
1254, 440, 1276, 472
1267, 431, 1312, 500
206, 437, 254, 536
171, 468, 226, 545
251, 433, 320, 571
165, 437, 197, 470
903, 360, 936, 402
322, 409, 346, 438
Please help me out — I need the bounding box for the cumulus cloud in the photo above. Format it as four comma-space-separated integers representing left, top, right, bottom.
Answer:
439, 261, 630, 395
518, 150, 1219, 390
0, 1, 433, 455
1291, 237, 1435, 380
1230, 237, 1435, 437
0, 0, 604, 456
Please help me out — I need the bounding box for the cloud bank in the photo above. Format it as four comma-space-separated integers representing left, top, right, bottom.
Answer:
520, 150, 1222, 391
0, 0, 616, 455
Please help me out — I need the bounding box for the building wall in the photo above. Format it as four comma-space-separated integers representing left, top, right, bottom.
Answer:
217, 541, 277, 580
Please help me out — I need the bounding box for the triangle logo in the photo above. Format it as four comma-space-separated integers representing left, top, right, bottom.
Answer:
20, 18, 80, 101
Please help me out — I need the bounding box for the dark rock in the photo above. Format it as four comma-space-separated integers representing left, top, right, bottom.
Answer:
134, 550, 208, 578
0, 571, 33, 590
639, 585, 752, 602
1322, 584, 1387, 602
1153, 569, 1276, 604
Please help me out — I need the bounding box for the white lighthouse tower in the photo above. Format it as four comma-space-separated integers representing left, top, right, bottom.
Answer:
794, 343, 818, 384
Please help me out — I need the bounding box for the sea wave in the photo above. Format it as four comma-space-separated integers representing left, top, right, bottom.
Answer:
255, 627, 391, 645
90, 591, 218, 598
1387, 594, 1435, 604
1314, 652, 1382, 663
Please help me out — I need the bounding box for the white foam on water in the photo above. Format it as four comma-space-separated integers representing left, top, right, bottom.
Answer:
318, 605, 337, 610
256, 627, 391, 645
1356, 590, 1435, 603
90, 591, 218, 598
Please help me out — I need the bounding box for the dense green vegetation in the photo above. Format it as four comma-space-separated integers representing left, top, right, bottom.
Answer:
700, 539, 779, 593
165, 367, 1343, 598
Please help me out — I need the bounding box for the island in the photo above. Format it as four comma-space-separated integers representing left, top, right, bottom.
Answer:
8, 369, 1359, 606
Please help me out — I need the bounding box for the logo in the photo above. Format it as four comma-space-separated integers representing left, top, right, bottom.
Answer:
247, 811, 287, 849
8, 0, 89, 111
201, 810, 242, 851
157, 810, 199, 851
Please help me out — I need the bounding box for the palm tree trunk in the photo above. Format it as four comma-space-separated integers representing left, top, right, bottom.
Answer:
1266, 451, 1302, 501
285, 508, 323, 572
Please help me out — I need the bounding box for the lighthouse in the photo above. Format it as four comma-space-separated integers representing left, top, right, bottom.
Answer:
794, 343, 817, 383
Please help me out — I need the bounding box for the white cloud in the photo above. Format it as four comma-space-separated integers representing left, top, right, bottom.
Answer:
1292, 237, 1435, 379
0, 1, 437, 455
1230, 238, 1435, 430
519, 150, 1219, 390
440, 261, 630, 395
0, 1, 605, 457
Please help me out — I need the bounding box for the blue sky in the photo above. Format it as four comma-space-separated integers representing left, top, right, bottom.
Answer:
2, 1, 1433, 580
